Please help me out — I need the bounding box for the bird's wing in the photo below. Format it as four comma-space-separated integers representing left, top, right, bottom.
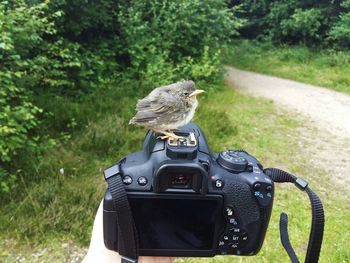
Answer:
130, 89, 182, 125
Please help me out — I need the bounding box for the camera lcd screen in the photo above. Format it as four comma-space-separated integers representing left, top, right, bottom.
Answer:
129, 195, 221, 251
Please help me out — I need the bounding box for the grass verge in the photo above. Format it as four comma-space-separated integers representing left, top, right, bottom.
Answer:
1, 83, 349, 262
224, 40, 350, 94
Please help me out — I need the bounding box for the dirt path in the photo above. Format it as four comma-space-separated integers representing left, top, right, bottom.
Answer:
225, 66, 350, 185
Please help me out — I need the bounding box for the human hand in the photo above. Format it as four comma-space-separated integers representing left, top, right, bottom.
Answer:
83, 200, 174, 263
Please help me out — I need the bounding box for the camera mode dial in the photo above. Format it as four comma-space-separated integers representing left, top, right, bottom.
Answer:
218, 150, 248, 173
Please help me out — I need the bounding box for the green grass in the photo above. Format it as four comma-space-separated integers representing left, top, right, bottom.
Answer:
224, 40, 350, 94
1, 82, 349, 262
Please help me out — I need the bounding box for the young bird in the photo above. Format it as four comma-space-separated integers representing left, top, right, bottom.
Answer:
129, 80, 204, 140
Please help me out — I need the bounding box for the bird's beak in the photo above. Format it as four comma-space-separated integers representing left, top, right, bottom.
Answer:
189, 89, 205, 97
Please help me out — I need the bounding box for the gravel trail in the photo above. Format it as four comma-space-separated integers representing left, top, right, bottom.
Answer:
225, 66, 350, 185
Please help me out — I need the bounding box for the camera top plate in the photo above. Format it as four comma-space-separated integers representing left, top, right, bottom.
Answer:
168, 132, 197, 147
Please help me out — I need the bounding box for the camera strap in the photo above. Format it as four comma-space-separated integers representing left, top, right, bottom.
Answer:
104, 164, 139, 263
264, 168, 324, 263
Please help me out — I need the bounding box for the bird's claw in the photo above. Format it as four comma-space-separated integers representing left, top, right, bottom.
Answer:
157, 134, 184, 141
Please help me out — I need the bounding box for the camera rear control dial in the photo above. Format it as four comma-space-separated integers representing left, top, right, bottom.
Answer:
217, 150, 248, 173
218, 228, 249, 254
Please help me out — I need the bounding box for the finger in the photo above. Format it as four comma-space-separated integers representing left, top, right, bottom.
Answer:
83, 200, 121, 263
139, 257, 174, 263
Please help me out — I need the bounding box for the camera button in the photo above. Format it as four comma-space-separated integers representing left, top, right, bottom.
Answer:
215, 179, 224, 188
227, 242, 239, 249
228, 217, 239, 226
137, 176, 148, 186
223, 234, 230, 241
232, 234, 240, 242
247, 164, 254, 172
224, 206, 234, 217
122, 175, 133, 185
231, 227, 241, 234
253, 183, 261, 191
241, 232, 248, 243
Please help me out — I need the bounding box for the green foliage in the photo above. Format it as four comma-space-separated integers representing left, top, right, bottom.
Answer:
29, 40, 119, 94
233, 0, 350, 49
0, 0, 242, 194
117, 0, 242, 84
50, 0, 119, 40
0, 0, 56, 192
264, 1, 329, 44
235, 0, 269, 38
30, 40, 82, 92
328, 0, 350, 49
271, 7, 324, 43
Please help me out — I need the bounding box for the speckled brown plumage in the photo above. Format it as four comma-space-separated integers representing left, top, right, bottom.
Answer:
129, 80, 204, 139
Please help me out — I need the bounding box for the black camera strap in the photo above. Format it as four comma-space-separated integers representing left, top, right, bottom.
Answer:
104, 164, 139, 263
264, 168, 324, 263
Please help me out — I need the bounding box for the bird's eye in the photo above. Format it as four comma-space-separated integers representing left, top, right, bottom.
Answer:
184, 92, 189, 96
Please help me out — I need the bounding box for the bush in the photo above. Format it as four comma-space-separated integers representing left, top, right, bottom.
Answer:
278, 8, 324, 43
0, 0, 122, 193
117, 0, 242, 84
233, 0, 348, 49
328, 0, 350, 49
265, 2, 328, 45
0, 1, 56, 193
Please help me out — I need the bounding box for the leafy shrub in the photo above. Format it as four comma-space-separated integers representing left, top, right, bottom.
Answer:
328, 0, 350, 49
29, 39, 119, 95
234, 0, 269, 38
233, 0, 348, 49
175, 46, 223, 84
117, 0, 242, 84
278, 8, 324, 43
0, 0, 56, 192
265, 2, 327, 45
29, 39, 82, 93
50, 0, 120, 41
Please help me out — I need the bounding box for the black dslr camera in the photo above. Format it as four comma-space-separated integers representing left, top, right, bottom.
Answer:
103, 123, 275, 257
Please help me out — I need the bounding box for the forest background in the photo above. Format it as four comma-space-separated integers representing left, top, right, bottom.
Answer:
1, 0, 349, 262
